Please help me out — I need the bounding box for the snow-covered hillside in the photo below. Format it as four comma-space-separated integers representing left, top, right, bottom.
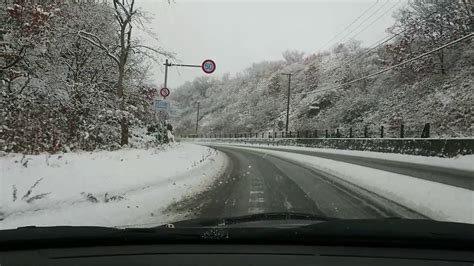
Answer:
0, 144, 227, 229
171, 1, 472, 138
171, 48, 472, 137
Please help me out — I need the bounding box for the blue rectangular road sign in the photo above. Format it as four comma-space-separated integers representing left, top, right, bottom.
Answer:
154, 100, 170, 111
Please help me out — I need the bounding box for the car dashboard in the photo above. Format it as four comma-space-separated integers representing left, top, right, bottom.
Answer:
2, 244, 473, 266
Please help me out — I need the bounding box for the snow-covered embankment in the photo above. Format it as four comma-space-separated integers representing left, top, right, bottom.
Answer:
0, 143, 227, 229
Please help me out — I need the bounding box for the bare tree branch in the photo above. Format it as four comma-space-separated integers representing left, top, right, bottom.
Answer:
77, 30, 120, 65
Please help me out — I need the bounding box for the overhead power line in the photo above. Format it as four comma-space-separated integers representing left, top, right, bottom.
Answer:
328, 0, 392, 49
315, 33, 473, 93
341, 0, 455, 67
344, 0, 402, 43
343, 29, 406, 66
319, 0, 380, 51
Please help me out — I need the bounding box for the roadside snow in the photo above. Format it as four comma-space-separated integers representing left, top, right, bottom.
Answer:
0, 143, 227, 229
211, 144, 474, 224
206, 142, 474, 171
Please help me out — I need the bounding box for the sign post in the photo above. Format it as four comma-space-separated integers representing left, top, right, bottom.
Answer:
162, 58, 217, 91
159, 59, 216, 134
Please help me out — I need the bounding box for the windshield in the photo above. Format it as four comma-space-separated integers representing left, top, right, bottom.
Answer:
0, 0, 473, 233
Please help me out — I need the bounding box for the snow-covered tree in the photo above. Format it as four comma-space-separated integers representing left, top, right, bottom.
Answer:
303, 63, 320, 91
385, 0, 472, 74
78, 0, 172, 146
1, 1, 169, 153
282, 50, 305, 64
267, 74, 281, 93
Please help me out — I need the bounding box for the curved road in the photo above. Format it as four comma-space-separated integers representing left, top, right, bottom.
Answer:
180, 145, 426, 220
233, 145, 474, 190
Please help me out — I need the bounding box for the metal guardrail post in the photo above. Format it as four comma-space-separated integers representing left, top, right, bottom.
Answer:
349, 127, 353, 138
380, 126, 384, 138
421, 123, 430, 138
400, 124, 404, 138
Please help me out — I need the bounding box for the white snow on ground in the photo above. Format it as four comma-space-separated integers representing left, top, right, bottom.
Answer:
211, 143, 474, 224
204, 141, 474, 171
0, 143, 227, 229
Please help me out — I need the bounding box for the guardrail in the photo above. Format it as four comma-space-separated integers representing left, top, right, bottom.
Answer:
180, 123, 432, 139
184, 137, 474, 158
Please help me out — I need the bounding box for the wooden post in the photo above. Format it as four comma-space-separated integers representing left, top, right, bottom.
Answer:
349, 127, 353, 138
325, 129, 329, 138
364, 125, 368, 138
380, 125, 384, 138
400, 124, 404, 138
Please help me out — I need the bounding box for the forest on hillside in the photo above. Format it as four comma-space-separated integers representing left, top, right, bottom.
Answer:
171, 0, 473, 138
1, 0, 170, 153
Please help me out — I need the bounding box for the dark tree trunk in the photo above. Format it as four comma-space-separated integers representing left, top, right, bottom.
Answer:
117, 65, 128, 146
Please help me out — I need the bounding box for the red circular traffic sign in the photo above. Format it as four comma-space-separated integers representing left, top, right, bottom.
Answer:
160, 87, 170, 97
201, 59, 216, 74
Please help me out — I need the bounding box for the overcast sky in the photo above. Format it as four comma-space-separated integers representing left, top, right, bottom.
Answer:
137, 0, 407, 88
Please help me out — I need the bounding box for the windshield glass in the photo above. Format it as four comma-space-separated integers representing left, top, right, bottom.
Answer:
1, 0, 473, 231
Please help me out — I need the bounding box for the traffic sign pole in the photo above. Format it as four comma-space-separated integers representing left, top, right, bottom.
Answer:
164, 59, 169, 90
160, 58, 215, 133
162, 59, 216, 91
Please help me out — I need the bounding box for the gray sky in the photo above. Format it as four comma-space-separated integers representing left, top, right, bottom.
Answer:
137, 0, 406, 88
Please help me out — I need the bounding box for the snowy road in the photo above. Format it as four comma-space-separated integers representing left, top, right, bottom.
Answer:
218, 145, 474, 190
182, 145, 428, 220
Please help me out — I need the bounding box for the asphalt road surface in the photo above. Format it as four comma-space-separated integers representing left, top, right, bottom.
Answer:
233, 144, 474, 190
180, 145, 426, 220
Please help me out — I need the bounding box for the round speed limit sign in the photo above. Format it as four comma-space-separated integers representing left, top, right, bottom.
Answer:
201, 59, 216, 74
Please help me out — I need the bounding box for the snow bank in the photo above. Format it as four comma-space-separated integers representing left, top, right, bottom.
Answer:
206, 142, 474, 171
0, 143, 228, 229
212, 144, 473, 224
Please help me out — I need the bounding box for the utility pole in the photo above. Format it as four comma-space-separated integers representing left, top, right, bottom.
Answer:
281, 73, 292, 132
164, 59, 169, 90
195, 102, 200, 134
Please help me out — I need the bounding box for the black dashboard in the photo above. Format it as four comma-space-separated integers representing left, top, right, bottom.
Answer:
1, 217, 473, 265
2, 244, 473, 266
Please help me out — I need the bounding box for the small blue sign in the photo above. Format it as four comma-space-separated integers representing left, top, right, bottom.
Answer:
154, 100, 170, 111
